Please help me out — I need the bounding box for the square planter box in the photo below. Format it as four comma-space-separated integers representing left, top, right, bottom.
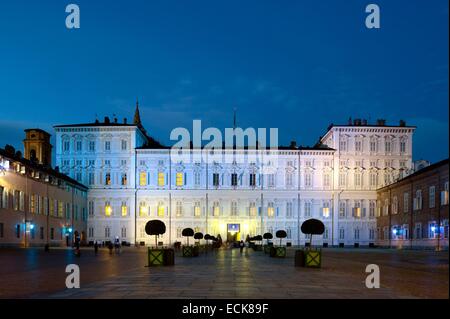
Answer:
264, 245, 272, 254
182, 245, 194, 257
270, 246, 286, 258
304, 249, 322, 268
148, 248, 164, 266
253, 244, 263, 251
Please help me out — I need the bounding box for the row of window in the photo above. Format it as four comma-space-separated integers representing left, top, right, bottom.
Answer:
96, 200, 376, 219
381, 220, 449, 240
0, 187, 86, 221
62, 139, 128, 152
381, 182, 449, 216
339, 137, 407, 154
0, 223, 63, 241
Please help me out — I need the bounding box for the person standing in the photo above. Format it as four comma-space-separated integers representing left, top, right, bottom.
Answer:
239, 240, 245, 254
94, 241, 99, 255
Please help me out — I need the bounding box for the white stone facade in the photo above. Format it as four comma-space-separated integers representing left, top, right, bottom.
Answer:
54, 120, 415, 246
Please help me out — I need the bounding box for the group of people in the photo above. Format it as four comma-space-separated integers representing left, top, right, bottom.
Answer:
74, 236, 122, 256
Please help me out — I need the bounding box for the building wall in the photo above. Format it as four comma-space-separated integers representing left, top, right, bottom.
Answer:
55, 123, 415, 247
0, 157, 88, 247
376, 160, 449, 249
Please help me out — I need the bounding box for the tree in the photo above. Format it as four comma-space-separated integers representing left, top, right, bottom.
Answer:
194, 232, 203, 244
182, 228, 194, 246
145, 220, 166, 247
263, 232, 273, 245
301, 219, 325, 247
275, 230, 287, 246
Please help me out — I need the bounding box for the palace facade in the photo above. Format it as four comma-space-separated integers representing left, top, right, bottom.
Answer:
0, 130, 88, 247
54, 105, 416, 246
377, 159, 449, 250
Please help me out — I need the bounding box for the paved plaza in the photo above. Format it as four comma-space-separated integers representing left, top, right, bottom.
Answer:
0, 246, 448, 299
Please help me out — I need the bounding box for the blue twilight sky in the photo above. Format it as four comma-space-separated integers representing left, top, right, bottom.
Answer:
0, 0, 448, 162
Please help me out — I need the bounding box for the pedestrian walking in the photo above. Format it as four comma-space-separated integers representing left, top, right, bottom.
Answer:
114, 236, 121, 254
239, 240, 245, 254
94, 241, 99, 255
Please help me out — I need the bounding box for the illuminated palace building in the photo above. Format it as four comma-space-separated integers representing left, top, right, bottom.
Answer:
54, 105, 416, 246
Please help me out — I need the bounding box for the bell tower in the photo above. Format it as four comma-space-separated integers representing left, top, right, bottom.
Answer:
23, 129, 52, 167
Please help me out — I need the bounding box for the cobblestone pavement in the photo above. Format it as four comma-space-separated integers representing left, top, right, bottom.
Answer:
0, 247, 448, 299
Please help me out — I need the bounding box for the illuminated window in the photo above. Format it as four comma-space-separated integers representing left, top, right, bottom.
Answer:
49, 198, 54, 216
121, 202, 127, 217
158, 172, 165, 187
105, 173, 111, 186
353, 201, 361, 218
58, 201, 64, 218
249, 202, 257, 217
105, 202, 112, 217
194, 202, 201, 217
139, 202, 148, 217
139, 172, 147, 186
322, 206, 330, 218
30, 194, 36, 214
231, 201, 238, 216
176, 201, 183, 217
213, 202, 220, 217
176, 172, 184, 187
157, 202, 165, 217
267, 202, 274, 217
121, 173, 127, 186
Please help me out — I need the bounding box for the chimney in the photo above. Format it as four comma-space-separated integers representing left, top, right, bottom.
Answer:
362, 119, 368, 125
114, 117, 118, 124
104, 116, 110, 124
123, 118, 127, 124
399, 120, 406, 127
354, 118, 362, 126
348, 117, 353, 125
290, 140, 297, 149
376, 119, 386, 126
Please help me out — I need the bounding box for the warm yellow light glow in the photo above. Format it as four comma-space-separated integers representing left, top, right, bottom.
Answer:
194, 205, 201, 217
139, 205, 147, 217
105, 205, 112, 217
158, 172, 165, 187
249, 206, 257, 217
121, 205, 128, 216
139, 172, 147, 186
176, 172, 183, 187
220, 223, 226, 232
158, 205, 165, 217
267, 207, 274, 217
323, 207, 330, 218
213, 205, 220, 217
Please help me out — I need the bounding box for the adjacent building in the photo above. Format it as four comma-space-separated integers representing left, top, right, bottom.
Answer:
0, 129, 88, 247
54, 105, 416, 247
376, 159, 449, 250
